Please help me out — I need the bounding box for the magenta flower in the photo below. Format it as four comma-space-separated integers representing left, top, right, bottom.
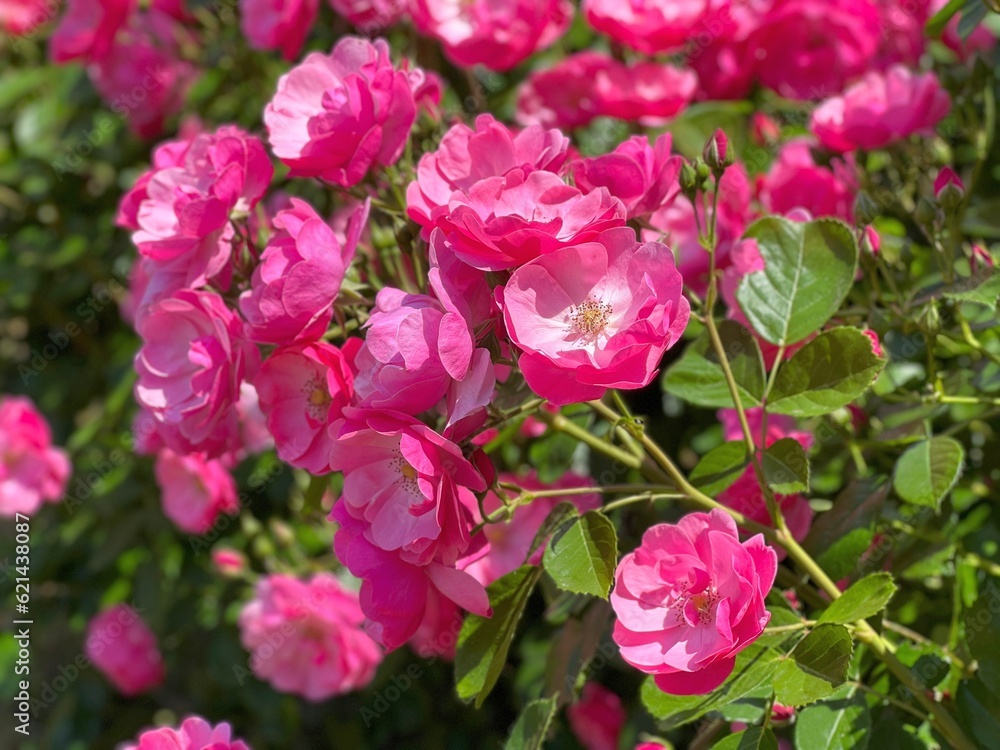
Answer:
811, 66, 951, 153
410, 0, 572, 71
567, 682, 626, 750
406, 114, 570, 232
758, 139, 857, 223
592, 59, 698, 125
49, 0, 134, 63
0, 0, 55, 36
264, 37, 419, 187
500, 227, 690, 405
573, 133, 682, 220
0, 396, 70, 517
123, 716, 250, 750
240, 197, 368, 344
517, 51, 615, 130
254, 339, 360, 475
439, 169, 626, 271
328, 0, 407, 30
611, 509, 778, 695
154, 449, 239, 534
240, 0, 319, 61
583, 0, 712, 55
85, 604, 165, 696
134, 290, 260, 458
238, 573, 382, 700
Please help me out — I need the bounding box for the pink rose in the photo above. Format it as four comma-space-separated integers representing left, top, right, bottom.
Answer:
264, 37, 419, 187
749, 0, 881, 100
583, 0, 714, 54
240, 0, 319, 61
611, 509, 778, 695
123, 716, 250, 750
567, 682, 626, 750
438, 169, 626, 271
117, 124, 202, 231
0, 0, 56, 36
154, 449, 238, 534
593, 59, 698, 125
254, 339, 360, 475
517, 51, 614, 130
328, 0, 406, 30
240, 197, 369, 344
85, 604, 165, 696
500, 227, 690, 405
406, 114, 570, 231
132, 126, 273, 289
407, 587, 463, 659
49, 0, 134, 63
686, 3, 760, 101
572, 133, 682, 220
758, 139, 857, 223
410, 0, 572, 71
0, 396, 70, 517
644, 163, 754, 296
811, 66, 951, 153
238, 573, 382, 700
464, 472, 600, 586
134, 290, 260, 458
872, 0, 930, 67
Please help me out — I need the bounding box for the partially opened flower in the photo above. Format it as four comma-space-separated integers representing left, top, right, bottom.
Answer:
611, 509, 777, 695
123, 716, 250, 750
500, 227, 690, 405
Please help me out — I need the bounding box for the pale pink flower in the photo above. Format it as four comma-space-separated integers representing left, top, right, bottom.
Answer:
85, 604, 165, 696
611, 509, 777, 695
123, 716, 250, 750
0, 396, 70, 517
410, 0, 572, 71
567, 682, 626, 750
132, 126, 273, 288
811, 66, 951, 153
238, 573, 382, 700
49, 0, 133, 62
464, 472, 599, 586
500, 227, 690, 405
254, 339, 360, 475
583, 0, 715, 54
438, 168, 626, 271
749, 0, 881, 100
240, 197, 369, 344
154, 449, 239, 534
517, 51, 614, 130
406, 114, 570, 231
758, 139, 857, 223
572, 134, 682, 220
134, 290, 260, 458
328, 0, 406, 30
264, 37, 419, 187
240, 0, 318, 61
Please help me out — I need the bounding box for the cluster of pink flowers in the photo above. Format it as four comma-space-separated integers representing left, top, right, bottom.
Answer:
0, 396, 70, 517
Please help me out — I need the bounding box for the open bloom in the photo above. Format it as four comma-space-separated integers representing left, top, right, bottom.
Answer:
254, 339, 360, 475
810, 66, 951, 153
611, 509, 778, 695
264, 37, 419, 187
516, 51, 614, 130
123, 716, 250, 750
758, 139, 857, 223
500, 227, 690, 405
238, 573, 382, 700
410, 0, 572, 71
240, 197, 368, 344
85, 604, 165, 696
240, 0, 319, 61
154, 450, 239, 534
592, 59, 698, 125
0, 396, 70, 517
572, 133, 682, 220
439, 169, 626, 271
583, 0, 713, 54
406, 114, 570, 231
134, 290, 260, 458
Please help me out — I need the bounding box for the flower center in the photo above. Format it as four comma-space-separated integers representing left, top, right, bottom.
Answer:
302, 377, 331, 420
670, 581, 720, 626
570, 297, 613, 337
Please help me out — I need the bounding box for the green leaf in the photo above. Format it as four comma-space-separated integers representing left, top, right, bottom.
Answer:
794, 684, 871, 750
691, 441, 752, 495
956, 678, 1000, 750
967, 588, 1000, 697
503, 695, 559, 750
944, 271, 1000, 307
543, 511, 618, 598
958, 0, 989, 39
774, 624, 853, 706
927, 0, 964, 36
736, 218, 858, 346
762, 438, 810, 494
662, 321, 766, 408
892, 437, 965, 510
456, 565, 542, 707
713, 727, 779, 750
818, 573, 896, 625
524, 502, 578, 564
804, 478, 887, 582
767, 328, 886, 417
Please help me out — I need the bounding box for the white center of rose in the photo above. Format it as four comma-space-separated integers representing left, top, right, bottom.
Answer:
570, 297, 613, 337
